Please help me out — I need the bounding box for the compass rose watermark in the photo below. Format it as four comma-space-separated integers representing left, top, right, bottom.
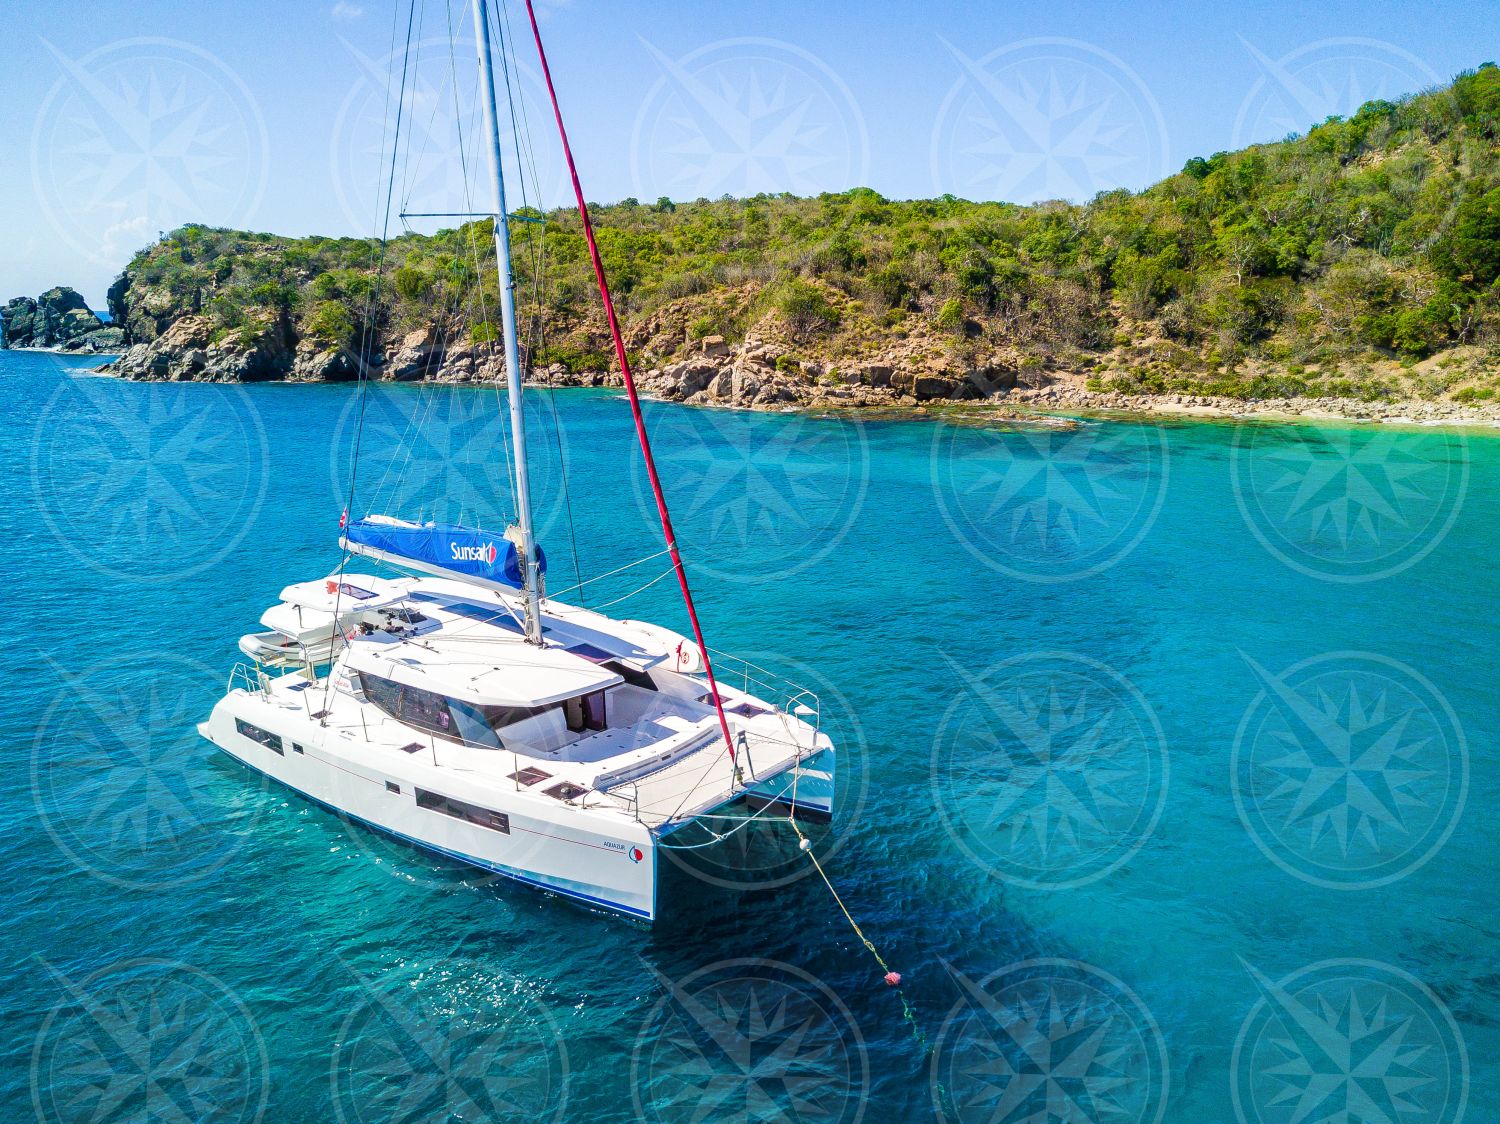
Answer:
629, 405, 870, 585
1231, 958, 1469, 1123
331, 956, 571, 1124
1231, 38, 1443, 148
931, 958, 1170, 1123
30, 957, 270, 1124
631, 957, 870, 1123
329, 382, 574, 546
1231, 422, 1468, 583
330, 34, 566, 233
930, 37, 1170, 203
1231, 651, 1468, 890
30, 652, 267, 891
30, 366, 271, 585
630, 37, 870, 200
931, 418, 1169, 583
31, 37, 268, 264
930, 651, 1169, 890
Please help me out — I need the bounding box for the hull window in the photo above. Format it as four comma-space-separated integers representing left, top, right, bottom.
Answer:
416, 789, 511, 834
235, 719, 284, 755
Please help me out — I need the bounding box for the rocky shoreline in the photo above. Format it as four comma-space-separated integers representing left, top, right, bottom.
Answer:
89, 321, 1500, 431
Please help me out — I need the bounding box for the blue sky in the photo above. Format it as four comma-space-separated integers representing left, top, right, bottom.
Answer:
2, 0, 1494, 305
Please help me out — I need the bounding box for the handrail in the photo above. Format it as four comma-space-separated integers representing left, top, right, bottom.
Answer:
226, 662, 267, 698
703, 647, 821, 731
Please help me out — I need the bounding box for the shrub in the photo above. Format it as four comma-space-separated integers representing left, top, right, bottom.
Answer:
774, 281, 841, 338
394, 266, 428, 302
936, 298, 964, 333
536, 344, 611, 374
305, 300, 356, 347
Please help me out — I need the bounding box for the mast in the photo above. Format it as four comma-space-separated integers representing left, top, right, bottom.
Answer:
472, 0, 543, 644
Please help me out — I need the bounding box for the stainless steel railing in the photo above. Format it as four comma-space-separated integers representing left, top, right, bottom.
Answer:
705, 648, 822, 736
226, 662, 268, 698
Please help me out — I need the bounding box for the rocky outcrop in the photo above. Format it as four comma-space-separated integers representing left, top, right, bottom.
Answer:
1, 286, 121, 351
106, 272, 133, 341
386, 325, 447, 381
107, 313, 297, 381
1, 297, 38, 346
56, 327, 126, 352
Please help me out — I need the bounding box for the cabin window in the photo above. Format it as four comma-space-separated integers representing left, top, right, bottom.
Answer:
401, 684, 452, 736
355, 671, 556, 751
446, 698, 503, 751
235, 719, 284, 755
416, 789, 510, 833
359, 673, 405, 722
563, 690, 606, 734
356, 672, 458, 742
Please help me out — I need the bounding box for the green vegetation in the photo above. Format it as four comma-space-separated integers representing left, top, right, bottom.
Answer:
115, 65, 1500, 399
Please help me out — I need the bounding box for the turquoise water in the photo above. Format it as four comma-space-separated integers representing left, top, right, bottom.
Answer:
2, 348, 1494, 1121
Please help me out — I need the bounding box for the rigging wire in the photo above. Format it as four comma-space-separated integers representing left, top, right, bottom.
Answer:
515, 0, 919, 1032
496, 0, 586, 605
361, 0, 514, 532
586, 566, 677, 611
541, 547, 669, 600
322, 0, 422, 717
315, 6, 924, 1056
459, 1, 519, 524
369, 1, 493, 528
516, 0, 741, 773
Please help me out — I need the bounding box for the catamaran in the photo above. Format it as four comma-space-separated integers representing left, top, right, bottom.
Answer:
198, 0, 836, 921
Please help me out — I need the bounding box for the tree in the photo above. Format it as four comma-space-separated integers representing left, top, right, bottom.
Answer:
1435, 186, 1500, 287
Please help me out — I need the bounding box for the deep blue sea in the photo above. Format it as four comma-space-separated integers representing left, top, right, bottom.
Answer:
2, 347, 1494, 1122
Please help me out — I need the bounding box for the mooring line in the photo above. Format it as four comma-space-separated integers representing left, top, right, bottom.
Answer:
787, 817, 938, 1072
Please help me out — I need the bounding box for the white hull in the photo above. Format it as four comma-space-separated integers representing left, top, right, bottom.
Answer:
200, 693, 660, 919
201, 576, 836, 922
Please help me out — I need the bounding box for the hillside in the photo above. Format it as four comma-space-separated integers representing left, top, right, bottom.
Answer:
105, 64, 1500, 415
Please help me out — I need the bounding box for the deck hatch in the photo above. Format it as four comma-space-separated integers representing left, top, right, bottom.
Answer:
543, 781, 588, 802
509, 767, 552, 786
